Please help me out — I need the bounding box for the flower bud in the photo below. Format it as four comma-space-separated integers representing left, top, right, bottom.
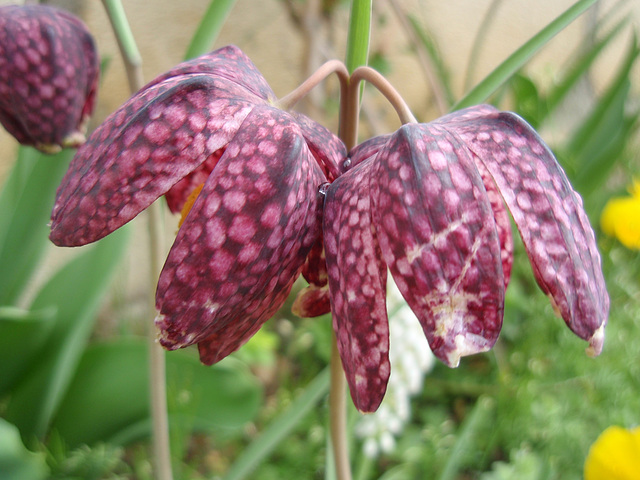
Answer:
0, 5, 99, 152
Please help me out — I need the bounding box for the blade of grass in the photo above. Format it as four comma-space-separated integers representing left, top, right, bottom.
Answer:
453, 0, 599, 110
345, 0, 371, 73
546, 17, 630, 115
463, 0, 504, 92
184, 0, 237, 60
0, 148, 73, 305
437, 396, 495, 480
566, 34, 639, 156
223, 368, 330, 480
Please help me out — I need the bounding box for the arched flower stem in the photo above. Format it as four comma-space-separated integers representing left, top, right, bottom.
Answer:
276, 59, 350, 112
102, 2, 173, 480
350, 66, 418, 127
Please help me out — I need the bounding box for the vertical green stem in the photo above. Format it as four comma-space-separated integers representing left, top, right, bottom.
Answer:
101, 2, 173, 480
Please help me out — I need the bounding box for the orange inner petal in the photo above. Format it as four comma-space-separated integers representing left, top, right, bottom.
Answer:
179, 183, 205, 228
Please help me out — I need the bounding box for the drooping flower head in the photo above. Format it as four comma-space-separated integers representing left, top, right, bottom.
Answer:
324, 105, 609, 412
0, 5, 99, 152
49, 46, 346, 364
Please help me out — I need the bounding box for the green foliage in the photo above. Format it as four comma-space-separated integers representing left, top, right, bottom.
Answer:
0, 419, 49, 480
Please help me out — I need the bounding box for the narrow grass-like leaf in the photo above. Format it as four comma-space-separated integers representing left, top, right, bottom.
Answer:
2, 227, 130, 438
573, 87, 638, 195
50, 339, 261, 447
453, 0, 599, 110
0, 148, 72, 305
407, 15, 455, 106
223, 368, 330, 480
345, 0, 372, 72
545, 18, 630, 115
184, 0, 237, 60
437, 396, 495, 480
566, 35, 639, 156
0, 306, 56, 395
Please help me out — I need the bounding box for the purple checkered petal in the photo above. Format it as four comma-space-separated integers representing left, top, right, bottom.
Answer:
155, 105, 327, 364
147, 45, 275, 102
50, 75, 261, 246
324, 157, 390, 412
371, 123, 505, 368
449, 109, 609, 355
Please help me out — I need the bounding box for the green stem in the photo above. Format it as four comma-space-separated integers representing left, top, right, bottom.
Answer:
101, 3, 173, 480
184, 0, 237, 60
101, 0, 144, 93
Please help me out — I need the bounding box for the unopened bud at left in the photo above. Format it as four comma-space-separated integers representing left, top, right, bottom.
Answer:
0, 5, 99, 153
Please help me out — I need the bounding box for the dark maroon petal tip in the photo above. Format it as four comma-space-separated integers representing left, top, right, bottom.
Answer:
146, 45, 276, 102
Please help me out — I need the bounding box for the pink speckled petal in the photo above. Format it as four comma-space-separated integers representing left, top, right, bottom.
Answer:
155, 105, 326, 364
478, 160, 513, 288
371, 124, 504, 368
147, 45, 275, 102
347, 133, 391, 170
324, 157, 390, 413
0, 5, 98, 150
449, 110, 609, 354
50, 75, 259, 246
290, 112, 346, 181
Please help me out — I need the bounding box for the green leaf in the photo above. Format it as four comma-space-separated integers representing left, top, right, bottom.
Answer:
223, 367, 330, 480
566, 35, 639, 156
545, 18, 630, 115
0, 419, 49, 480
0, 307, 56, 395
50, 339, 262, 447
508, 73, 544, 128
345, 0, 372, 72
3, 227, 130, 439
437, 396, 495, 480
407, 14, 455, 106
453, 0, 599, 110
0, 147, 73, 305
184, 0, 237, 60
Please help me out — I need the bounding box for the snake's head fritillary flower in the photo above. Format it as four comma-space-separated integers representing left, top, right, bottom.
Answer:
324, 105, 609, 412
49, 45, 346, 365
0, 5, 99, 153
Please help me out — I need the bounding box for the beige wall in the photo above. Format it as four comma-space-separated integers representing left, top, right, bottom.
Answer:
1, 0, 638, 179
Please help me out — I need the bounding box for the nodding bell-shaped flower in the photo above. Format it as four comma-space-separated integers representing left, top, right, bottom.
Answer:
49, 46, 346, 365
0, 5, 99, 152
323, 105, 609, 412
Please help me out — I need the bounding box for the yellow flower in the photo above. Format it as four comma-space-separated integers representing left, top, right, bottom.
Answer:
600, 180, 640, 250
584, 425, 640, 480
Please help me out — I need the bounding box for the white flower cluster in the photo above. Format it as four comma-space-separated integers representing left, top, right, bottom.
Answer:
355, 275, 436, 458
